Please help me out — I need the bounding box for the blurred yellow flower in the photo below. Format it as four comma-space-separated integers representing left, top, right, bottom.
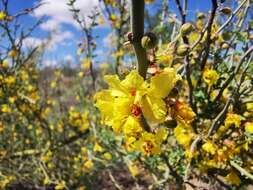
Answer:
55, 181, 66, 190
224, 171, 241, 186
93, 143, 103, 152
246, 103, 253, 111
127, 162, 140, 177
1, 104, 11, 113
4, 76, 16, 86
81, 59, 91, 70
174, 123, 193, 147
202, 141, 216, 155
0, 11, 6, 20
103, 152, 112, 160
225, 113, 241, 128
1, 59, 9, 68
203, 69, 219, 86
84, 160, 94, 170
133, 128, 167, 156
245, 122, 253, 134
173, 100, 196, 124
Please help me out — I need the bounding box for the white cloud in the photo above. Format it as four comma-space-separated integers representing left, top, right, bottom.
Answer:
23, 37, 44, 48
47, 30, 73, 51
40, 19, 60, 31
43, 59, 58, 67
22, 30, 73, 51
64, 54, 73, 62
33, 0, 99, 30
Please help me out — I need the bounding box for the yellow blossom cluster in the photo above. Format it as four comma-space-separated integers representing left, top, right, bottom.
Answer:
95, 68, 182, 155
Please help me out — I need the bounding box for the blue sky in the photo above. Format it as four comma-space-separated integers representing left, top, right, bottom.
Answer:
2, 0, 212, 67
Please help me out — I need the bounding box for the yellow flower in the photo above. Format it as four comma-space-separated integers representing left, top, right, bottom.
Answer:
225, 113, 241, 128
103, 152, 112, 160
55, 181, 66, 190
173, 100, 196, 124
41, 151, 52, 163
84, 160, 94, 170
127, 162, 140, 177
0, 11, 6, 21
123, 115, 143, 137
112, 49, 124, 58
142, 68, 181, 124
4, 76, 16, 86
224, 171, 241, 186
246, 103, 253, 111
133, 128, 167, 156
8, 97, 16, 104
78, 71, 85, 78
1, 104, 11, 113
81, 59, 91, 69
203, 69, 219, 86
1, 59, 9, 68
174, 123, 193, 147
81, 147, 88, 155
93, 143, 103, 152
43, 177, 50, 185
125, 136, 137, 152
202, 141, 216, 155
95, 70, 147, 134
95, 69, 180, 136
245, 122, 253, 134
110, 14, 117, 22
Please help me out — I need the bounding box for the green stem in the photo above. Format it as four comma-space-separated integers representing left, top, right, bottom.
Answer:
230, 161, 253, 180
130, 0, 148, 79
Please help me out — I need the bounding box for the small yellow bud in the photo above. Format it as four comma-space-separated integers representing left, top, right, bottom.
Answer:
1, 60, 9, 68
8, 49, 18, 58
249, 34, 253, 40
197, 12, 206, 19
220, 7, 232, 15
0, 11, 6, 21
176, 44, 189, 56
180, 23, 194, 36
221, 43, 229, 49
141, 32, 157, 50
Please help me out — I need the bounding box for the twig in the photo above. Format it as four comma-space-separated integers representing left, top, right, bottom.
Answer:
200, 0, 218, 71
130, 0, 148, 79
230, 161, 253, 180
215, 0, 248, 36
184, 135, 202, 181
214, 45, 253, 102
207, 97, 232, 137
107, 170, 124, 190
175, 0, 186, 23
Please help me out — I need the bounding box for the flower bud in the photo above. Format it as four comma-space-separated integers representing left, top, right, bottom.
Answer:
176, 44, 189, 56
222, 31, 232, 41
197, 12, 206, 20
220, 7, 232, 15
180, 23, 194, 36
221, 43, 229, 49
141, 32, 157, 50
8, 49, 18, 58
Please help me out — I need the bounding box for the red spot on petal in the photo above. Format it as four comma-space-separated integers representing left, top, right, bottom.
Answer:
131, 104, 142, 117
